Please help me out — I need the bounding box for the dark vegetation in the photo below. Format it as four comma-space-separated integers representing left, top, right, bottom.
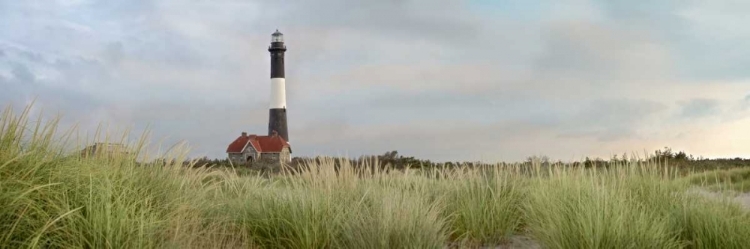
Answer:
185, 147, 750, 175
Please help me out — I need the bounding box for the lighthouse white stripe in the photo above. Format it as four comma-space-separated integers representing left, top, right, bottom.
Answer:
270, 77, 287, 109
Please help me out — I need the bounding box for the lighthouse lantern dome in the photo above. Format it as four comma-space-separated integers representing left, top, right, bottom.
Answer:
271, 30, 284, 43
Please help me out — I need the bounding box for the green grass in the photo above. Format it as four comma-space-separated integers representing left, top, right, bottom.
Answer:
686, 167, 750, 192
2, 103, 750, 248
440, 168, 526, 247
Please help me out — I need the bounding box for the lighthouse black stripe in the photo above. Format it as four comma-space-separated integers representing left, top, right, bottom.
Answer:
269, 41, 286, 79
268, 108, 289, 142
270, 53, 285, 78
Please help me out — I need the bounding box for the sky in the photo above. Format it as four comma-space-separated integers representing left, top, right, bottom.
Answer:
1, 0, 750, 162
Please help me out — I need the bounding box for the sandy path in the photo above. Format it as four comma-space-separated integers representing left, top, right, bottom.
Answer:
493, 235, 541, 249
445, 234, 541, 249
686, 187, 750, 210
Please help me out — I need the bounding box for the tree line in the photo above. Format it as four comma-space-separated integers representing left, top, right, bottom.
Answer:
177, 147, 750, 174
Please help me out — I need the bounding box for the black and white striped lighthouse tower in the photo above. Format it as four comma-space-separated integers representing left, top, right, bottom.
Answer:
268, 30, 289, 142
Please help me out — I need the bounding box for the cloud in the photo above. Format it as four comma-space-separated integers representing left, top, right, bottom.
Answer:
678, 98, 720, 119
558, 98, 668, 142
525, 20, 676, 100
728, 94, 750, 119
2, 0, 750, 162
596, 0, 750, 81
265, 0, 480, 45
10, 63, 35, 83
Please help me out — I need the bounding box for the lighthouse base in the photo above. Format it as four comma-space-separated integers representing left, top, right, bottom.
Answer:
268, 108, 289, 142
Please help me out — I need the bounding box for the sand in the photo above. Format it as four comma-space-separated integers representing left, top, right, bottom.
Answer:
492, 235, 541, 249
687, 187, 750, 210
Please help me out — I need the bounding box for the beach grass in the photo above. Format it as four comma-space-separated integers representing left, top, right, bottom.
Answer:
1, 103, 749, 249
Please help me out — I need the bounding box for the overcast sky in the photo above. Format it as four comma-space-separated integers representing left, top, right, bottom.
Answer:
2, 0, 750, 162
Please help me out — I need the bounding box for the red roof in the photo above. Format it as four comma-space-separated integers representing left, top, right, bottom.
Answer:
226, 134, 253, 153
226, 132, 289, 153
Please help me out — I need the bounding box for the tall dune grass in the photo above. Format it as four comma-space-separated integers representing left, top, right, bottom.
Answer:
686, 167, 750, 192
1, 103, 749, 249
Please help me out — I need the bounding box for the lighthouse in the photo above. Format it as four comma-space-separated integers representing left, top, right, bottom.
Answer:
268, 30, 289, 142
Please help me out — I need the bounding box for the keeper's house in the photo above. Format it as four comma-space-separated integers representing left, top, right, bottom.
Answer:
226, 131, 291, 166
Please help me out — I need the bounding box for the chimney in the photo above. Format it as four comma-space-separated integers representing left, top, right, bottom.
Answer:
271, 130, 278, 137
241, 132, 247, 137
